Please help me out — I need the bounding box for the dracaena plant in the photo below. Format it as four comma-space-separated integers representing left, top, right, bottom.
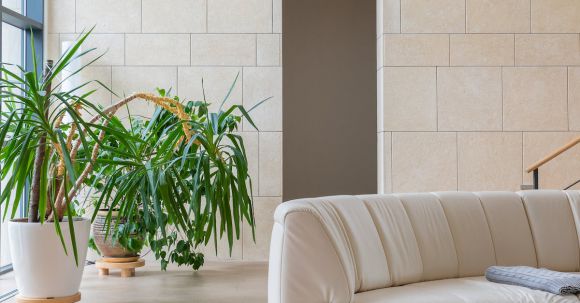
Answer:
84, 82, 267, 270
0, 29, 126, 264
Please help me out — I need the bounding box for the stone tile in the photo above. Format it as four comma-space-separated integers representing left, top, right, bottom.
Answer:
198, 212, 243, 261
258, 132, 282, 197
191, 34, 256, 66
243, 67, 282, 132
238, 132, 260, 195
125, 34, 190, 66
570, 68, 580, 131
438, 67, 503, 131
531, 0, 580, 33
111, 67, 177, 120
76, 0, 141, 33
401, 0, 465, 33
177, 67, 242, 112
450, 34, 514, 66
208, 0, 272, 33
458, 132, 523, 191
377, 69, 384, 130
257, 34, 281, 66
524, 132, 580, 189
47, 0, 75, 33
45, 34, 60, 62
466, 0, 530, 33
382, 0, 401, 34
273, 0, 282, 33
392, 132, 458, 192
503, 67, 568, 131
515, 34, 580, 66
142, 0, 206, 33
60, 34, 124, 66
377, 36, 384, 69
384, 34, 449, 66
64, 66, 113, 118
243, 197, 281, 261
382, 67, 437, 131
378, 132, 393, 193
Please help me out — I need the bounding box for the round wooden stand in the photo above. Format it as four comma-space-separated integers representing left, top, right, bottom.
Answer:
15, 292, 81, 303
95, 256, 145, 277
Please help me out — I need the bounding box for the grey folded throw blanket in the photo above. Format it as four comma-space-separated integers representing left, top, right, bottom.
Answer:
486, 266, 580, 295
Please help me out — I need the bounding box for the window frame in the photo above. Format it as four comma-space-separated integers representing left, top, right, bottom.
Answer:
0, 0, 44, 276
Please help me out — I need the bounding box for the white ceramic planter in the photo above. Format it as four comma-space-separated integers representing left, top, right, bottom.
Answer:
8, 217, 90, 298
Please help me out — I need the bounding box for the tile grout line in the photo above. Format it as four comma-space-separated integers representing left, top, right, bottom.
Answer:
529, 0, 532, 33
456, 132, 459, 190
205, 0, 209, 33
513, 34, 516, 66
567, 67, 570, 131
501, 66, 504, 131
74, 0, 77, 33
521, 132, 524, 185
390, 132, 394, 193
435, 66, 439, 131
399, 0, 402, 33
140, 0, 143, 33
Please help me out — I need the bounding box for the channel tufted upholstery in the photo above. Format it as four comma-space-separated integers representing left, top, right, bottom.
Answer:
268, 190, 580, 303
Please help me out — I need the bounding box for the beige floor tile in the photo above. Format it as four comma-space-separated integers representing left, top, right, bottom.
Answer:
4, 262, 268, 303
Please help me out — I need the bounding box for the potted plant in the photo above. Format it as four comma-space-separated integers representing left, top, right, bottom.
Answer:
0, 29, 128, 299
86, 85, 266, 270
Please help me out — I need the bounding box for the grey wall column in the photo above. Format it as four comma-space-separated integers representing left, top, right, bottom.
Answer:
283, 0, 377, 201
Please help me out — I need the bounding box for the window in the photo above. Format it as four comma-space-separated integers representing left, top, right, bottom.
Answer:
0, 0, 43, 272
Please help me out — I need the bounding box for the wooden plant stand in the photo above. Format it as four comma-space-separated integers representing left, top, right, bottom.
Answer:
15, 292, 81, 303
95, 256, 145, 278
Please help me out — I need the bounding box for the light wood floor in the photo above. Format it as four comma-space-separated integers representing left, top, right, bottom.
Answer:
4, 261, 268, 303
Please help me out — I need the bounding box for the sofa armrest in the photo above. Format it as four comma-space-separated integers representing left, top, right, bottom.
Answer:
268, 203, 353, 303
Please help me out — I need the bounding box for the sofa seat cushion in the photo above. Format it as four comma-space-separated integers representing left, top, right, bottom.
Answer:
354, 277, 580, 303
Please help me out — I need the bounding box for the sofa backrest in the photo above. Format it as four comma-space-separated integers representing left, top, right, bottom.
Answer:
268, 190, 580, 303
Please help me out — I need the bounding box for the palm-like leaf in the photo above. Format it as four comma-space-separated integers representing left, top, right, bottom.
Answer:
0, 28, 133, 265
88, 86, 260, 270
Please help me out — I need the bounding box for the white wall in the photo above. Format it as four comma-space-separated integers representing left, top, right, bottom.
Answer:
46, 0, 282, 261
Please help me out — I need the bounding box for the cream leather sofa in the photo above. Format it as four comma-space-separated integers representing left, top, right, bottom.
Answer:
268, 191, 580, 303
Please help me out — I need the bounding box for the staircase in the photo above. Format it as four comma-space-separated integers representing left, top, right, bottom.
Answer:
524, 136, 580, 190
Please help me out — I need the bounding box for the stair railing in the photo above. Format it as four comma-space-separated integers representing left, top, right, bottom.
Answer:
526, 136, 580, 189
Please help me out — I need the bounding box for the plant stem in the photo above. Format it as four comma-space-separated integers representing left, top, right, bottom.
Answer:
28, 135, 45, 222
28, 61, 53, 222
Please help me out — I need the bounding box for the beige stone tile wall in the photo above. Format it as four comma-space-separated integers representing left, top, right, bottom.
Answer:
378, 0, 580, 192
46, 0, 282, 261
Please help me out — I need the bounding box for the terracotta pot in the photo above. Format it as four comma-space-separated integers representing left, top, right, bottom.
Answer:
9, 217, 90, 298
92, 210, 138, 258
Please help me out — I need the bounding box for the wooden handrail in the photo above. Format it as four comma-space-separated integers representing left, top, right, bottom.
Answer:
526, 136, 580, 173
